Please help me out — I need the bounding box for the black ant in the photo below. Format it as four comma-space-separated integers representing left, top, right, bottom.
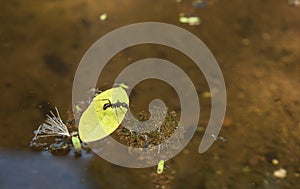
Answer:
101, 99, 128, 110
97, 99, 129, 123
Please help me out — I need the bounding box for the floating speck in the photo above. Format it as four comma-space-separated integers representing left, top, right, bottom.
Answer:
192, 0, 207, 8
241, 38, 250, 46
201, 91, 211, 98
272, 159, 279, 165
273, 168, 287, 178
262, 32, 271, 40
179, 13, 201, 26
99, 13, 107, 21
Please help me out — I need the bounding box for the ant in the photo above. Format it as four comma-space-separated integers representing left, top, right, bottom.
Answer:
98, 99, 129, 123
101, 99, 128, 110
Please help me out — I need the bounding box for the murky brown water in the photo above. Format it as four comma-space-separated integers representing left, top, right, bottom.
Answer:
1, 0, 300, 188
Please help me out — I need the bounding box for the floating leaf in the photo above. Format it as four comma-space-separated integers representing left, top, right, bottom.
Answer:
157, 160, 165, 174
79, 85, 129, 142
72, 136, 82, 153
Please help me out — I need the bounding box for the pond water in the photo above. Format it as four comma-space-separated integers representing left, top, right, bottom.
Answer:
1, 0, 300, 188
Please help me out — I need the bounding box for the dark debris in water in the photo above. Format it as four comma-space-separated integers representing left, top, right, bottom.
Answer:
38, 101, 56, 118
29, 134, 84, 156
115, 108, 181, 189
49, 139, 71, 155
30, 106, 89, 156
43, 54, 70, 76
30, 89, 181, 188
116, 109, 180, 149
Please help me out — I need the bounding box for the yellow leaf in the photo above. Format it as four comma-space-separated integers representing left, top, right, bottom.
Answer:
157, 160, 165, 174
79, 86, 129, 142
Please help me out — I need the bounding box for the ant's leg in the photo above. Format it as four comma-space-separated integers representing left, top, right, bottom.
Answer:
98, 98, 112, 104
114, 101, 128, 124
117, 102, 128, 114
114, 108, 120, 124
93, 98, 113, 106
93, 98, 112, 111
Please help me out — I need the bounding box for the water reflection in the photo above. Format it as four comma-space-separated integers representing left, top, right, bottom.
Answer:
0, 150, 93, 189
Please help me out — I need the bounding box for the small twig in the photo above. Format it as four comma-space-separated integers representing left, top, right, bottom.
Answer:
34, 107, 70, 139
